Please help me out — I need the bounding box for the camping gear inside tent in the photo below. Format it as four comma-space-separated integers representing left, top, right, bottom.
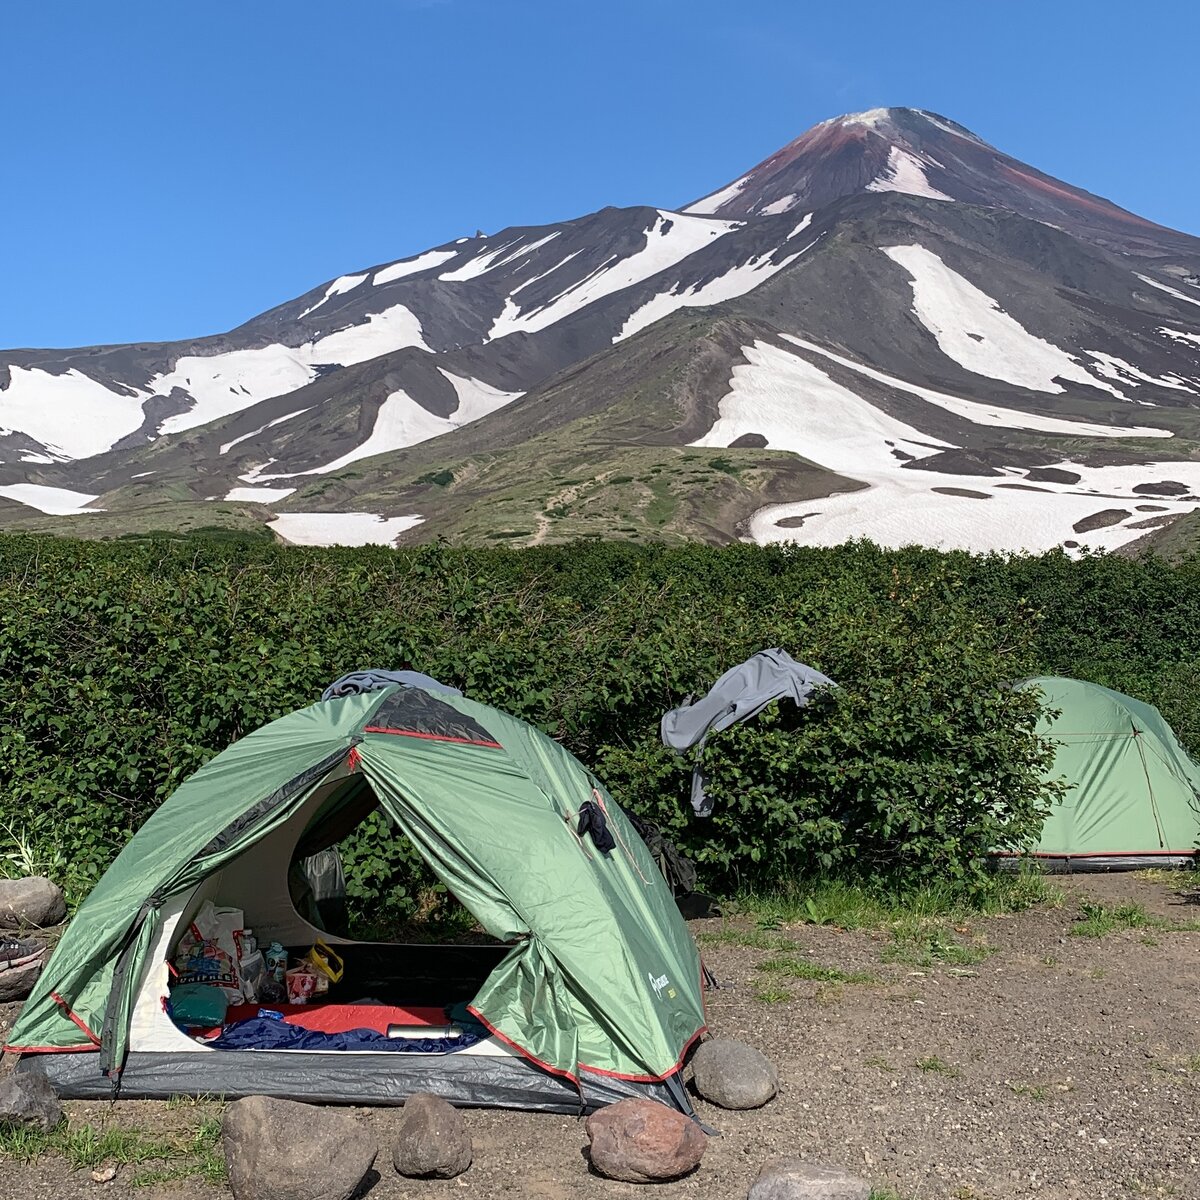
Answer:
1015, 677, 1200, 869
6, 684, 707, 1113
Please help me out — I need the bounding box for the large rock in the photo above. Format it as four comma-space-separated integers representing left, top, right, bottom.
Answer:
0, 878, 66, 930
0, 1069, 62, 1133
391, 1092, 471, 1179
749, 1159, 872, 1200
585, 1097, 706, 1183
0, 952, 44, 1002
222, 1095, 378, 1200
691, 1037, 778, 1109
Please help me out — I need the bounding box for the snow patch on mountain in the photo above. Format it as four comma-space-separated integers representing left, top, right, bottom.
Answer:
616, 236, 823, 342
159, 305, 429, 437
1137, 274, 1200, 308
373, 249, 459, 285
751, 461, 1200, 554
883, 245, 1128, 398
267, 511, 424, 546
155, 349, 315, 437
511, 250, 585, 296
866, 147, 954, 202
253, 371, 522, 478
1158, 327, 1200, 348
683, 174, 752, 216
297, 273, 368, 320
1087, 352, 1197, 394
488, 211, 739, 340
219, 408, 312, 455
784, 336, 1172, 437
0, 367, 148, 459
0, 482, 103, 514
831, 109, 892, 131
789, 213, 814, 239
694, 339, 1199, 554
307, 304, 430, 364
692, 339, 947, 470
438, 232, 561, 282
223, 485, 296, 502
759, 194, 799, 215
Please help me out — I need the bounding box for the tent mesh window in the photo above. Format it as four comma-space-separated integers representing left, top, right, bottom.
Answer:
365, 690, 501, 747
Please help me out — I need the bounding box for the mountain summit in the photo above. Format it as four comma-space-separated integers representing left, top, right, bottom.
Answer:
2, 109, 1200, 555
686, 107, 1193, 259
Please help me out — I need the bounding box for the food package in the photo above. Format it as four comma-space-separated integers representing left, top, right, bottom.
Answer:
286, 966, 317, 1005
173, 901, 246, 1001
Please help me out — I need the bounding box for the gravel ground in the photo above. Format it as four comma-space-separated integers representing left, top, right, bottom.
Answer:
2, 873, 1198, 1200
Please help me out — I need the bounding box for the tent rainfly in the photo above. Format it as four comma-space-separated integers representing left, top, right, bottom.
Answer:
7, 684, 706, 1113
1015, 676, 1200, 869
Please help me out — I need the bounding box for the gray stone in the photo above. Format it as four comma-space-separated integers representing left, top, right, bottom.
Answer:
0, 1069, 62, 1133
585, 1097, 706, 1183
0, 953, 44, 1002
222, 1095, 378, 1200
691, 1037, 778, 1109
391, 1092, 471, 1179
749, 1159, 872, 1200
0, 878, 66, 930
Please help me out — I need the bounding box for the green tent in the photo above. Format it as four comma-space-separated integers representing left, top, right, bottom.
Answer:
8, 685, 706, 1113
1017, 677, 1200, 868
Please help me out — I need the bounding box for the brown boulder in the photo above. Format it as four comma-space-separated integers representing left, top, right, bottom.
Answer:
221, 1095, 377, 1200
391, 1092, 471, 1179
585, 1097, 705, 1182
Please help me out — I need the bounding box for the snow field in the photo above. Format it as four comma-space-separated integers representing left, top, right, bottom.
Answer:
0, 367, 148, 460
683, 175, 752, 215
616, 236, 823, 342
266, 512, 424, 546
487, 211, 739, 340
883, 245, 1127, 398
296, 274, 368, 320
438, 233, 561, 283
0, 482, 103, 514
219, 408, 312, 456
866, 147, 954, 202
1137, 274, 1200, 309
693, 339, 1200, 555
373, 249, 459, 286
784, 336, 1172, 437
157, 305, 429, 437
247, 371, 522, 478
223, 486, 296, 502
759, 194, 798, 215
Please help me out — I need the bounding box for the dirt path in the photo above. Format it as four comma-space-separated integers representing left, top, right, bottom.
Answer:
4, 875, 1199, 1200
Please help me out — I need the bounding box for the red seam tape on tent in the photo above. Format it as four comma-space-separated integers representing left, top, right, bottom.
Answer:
465, 1005, 580, 1083
581, 1025, 707, 1082
363, 727, 502, 749
3, 1041, 97, 1055
467, 1005, 706, 1085
50, 991, 101, 1046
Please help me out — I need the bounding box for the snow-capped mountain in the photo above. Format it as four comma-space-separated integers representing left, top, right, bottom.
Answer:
3, 107, 1200, 554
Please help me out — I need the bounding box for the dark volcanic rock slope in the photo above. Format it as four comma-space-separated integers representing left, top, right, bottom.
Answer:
2, 108, 1200, 552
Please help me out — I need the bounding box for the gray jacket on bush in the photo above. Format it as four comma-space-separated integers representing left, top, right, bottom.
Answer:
660, 648, 836, 816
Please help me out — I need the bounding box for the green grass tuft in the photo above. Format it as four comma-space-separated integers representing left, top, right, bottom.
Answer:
757, 956, 874, 984
1071, 900, 1200, 938
0, 1113, 227, 1187
915, 1055, 960, 1077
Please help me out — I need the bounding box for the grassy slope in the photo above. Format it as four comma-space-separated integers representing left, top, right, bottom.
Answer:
0, 500, 278, 541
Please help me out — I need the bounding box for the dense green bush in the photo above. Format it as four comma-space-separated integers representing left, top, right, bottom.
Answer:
0, 534, 1195, 918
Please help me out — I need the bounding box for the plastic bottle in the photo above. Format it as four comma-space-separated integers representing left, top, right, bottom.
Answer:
265, 942, 287, 984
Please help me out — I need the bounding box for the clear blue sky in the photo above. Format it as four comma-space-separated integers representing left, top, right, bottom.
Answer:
2, 0, 1197, 350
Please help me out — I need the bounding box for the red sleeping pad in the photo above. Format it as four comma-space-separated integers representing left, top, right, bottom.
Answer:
221, 1002, 448, 1035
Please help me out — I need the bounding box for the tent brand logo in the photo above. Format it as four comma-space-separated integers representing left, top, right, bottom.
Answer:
648, 972, 676, 1000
